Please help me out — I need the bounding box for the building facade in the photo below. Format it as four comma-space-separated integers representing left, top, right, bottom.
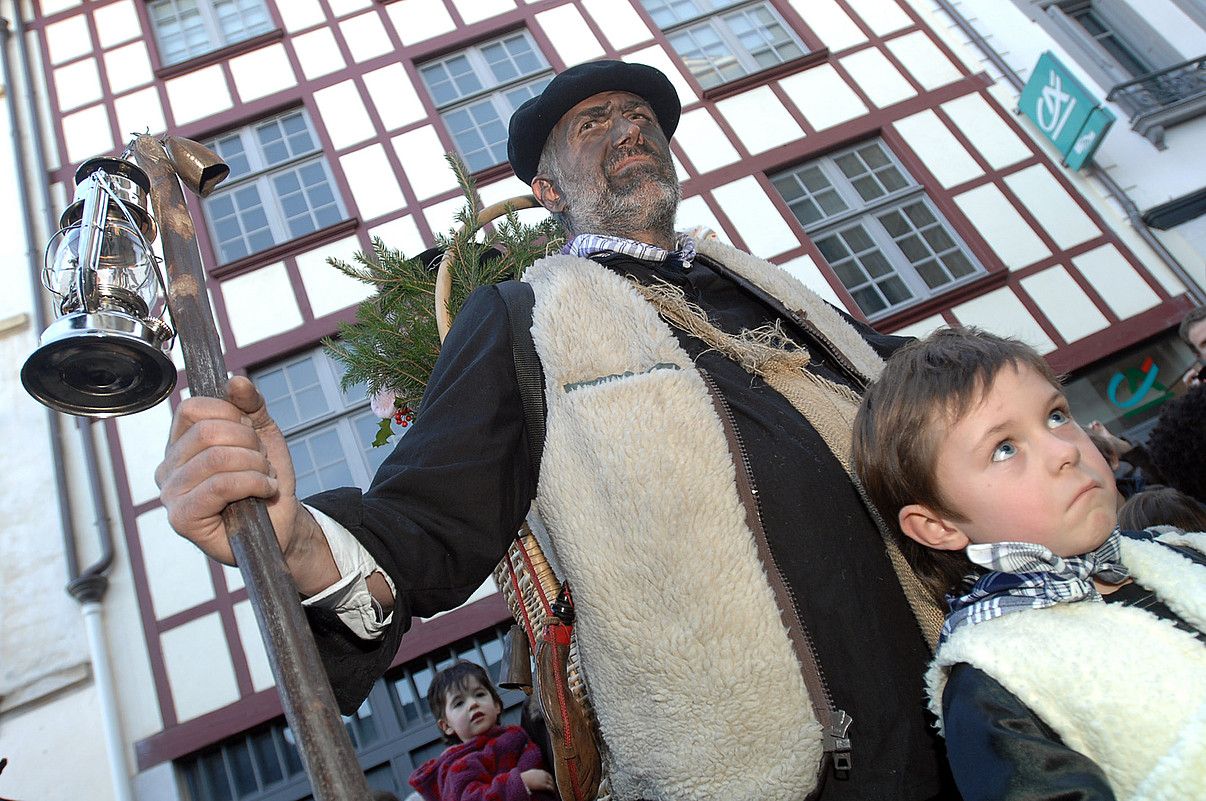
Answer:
0, 0, 1202, 799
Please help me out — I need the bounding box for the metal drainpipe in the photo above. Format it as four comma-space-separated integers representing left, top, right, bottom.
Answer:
931, 0, 1206, 305
2, 10, 135, 801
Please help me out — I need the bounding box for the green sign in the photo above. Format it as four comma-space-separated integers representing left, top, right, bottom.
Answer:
1019, 52, 1115, 169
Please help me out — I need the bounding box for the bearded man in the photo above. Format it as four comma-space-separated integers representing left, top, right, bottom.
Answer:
158, 61, 956, 801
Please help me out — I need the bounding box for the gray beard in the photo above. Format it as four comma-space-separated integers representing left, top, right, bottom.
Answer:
559, 160, 682, 243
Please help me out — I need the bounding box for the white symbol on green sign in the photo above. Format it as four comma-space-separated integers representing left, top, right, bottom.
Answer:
1037, 72, 1077, 140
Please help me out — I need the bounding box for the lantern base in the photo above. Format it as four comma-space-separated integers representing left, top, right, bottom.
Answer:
22, 311, 177, 418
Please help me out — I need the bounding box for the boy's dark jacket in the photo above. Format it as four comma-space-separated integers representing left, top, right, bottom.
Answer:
928, 531, 1206, 801
409, 724, 558, 801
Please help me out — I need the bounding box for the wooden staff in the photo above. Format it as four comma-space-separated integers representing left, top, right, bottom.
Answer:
133, 135, 372, 801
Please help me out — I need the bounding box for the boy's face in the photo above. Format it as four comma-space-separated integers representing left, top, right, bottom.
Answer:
917, 363, 1117, 557
438, 676, 502, 742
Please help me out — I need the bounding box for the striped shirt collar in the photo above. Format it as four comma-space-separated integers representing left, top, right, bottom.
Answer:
562, 232, 697, 270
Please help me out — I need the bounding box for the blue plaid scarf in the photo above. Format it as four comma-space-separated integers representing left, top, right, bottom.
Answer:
562, 232, 697, 270
940, 529, 1131, 644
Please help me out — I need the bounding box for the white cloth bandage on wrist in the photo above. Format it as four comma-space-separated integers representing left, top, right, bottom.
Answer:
299, 504, 395, 641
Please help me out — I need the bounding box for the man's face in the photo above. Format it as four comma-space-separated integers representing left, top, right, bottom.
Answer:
534, 90, 680, 236
929, 363, 1117, 557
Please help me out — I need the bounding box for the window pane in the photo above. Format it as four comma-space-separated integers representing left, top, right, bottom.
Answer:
816, 234, 848, 263
943, 251, 975, 279
214, 0, 272, 44
150, 0, 212, 65
670, 25, 742, 88
197, 750, 234, 801
852, 285, 886, 315
210, 134, 252, 179
861, 250, 893, 279
226, 743, 257, 795
250, 728, 284, 785
842, 224, 875, 254
880, 275, 912, 304
291, 428, 354, 496
915, 259, 945, 288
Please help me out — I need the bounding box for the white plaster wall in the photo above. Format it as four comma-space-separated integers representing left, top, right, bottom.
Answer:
716, 86, 805, 154
1020, 265, 1109, 343
582, 0, 654, 49
788, 0, 867, 52
1072, 245, 1162, 318
292, 27, 347, 80
954, 182, 1051, 269
536, 4, 606, 67
779, 64, 868, 130
711, 176, 800, 257
392, 125, 459, 201
221, 263, 304, 347
384, 0, 456, 47
0, 683, 115, 800
229, 44, 297, 103
893, 109, 982, 188
0, 65, 161, 799
165, 65, 232, 126
341, 142, 407, 221
674, 107, 741, 172
921, 0, 1206, 217
296, 235, 375, 318
1003, 164, 1100, 250
950, 285, 1057, 353
839, 47, 916, 108
338, 10, 395, 63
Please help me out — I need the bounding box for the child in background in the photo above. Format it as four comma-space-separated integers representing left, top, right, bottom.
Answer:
852, 326, 1206, 801
1118, 485, 1206, 534
409, 661, 557, 801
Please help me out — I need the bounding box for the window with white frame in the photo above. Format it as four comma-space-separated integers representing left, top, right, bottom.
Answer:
771, 140, 984, 319
417, 31, 553, 173
204, 110, 346, 264
148, 0, 273, 66
252, 346, 394, 498
640, 0, 808, 89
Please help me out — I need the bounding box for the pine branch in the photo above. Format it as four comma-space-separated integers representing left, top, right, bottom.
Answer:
323, 153, 561, 446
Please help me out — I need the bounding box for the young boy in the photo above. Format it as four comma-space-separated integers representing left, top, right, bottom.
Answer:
408, 661, 558, 801
851, 327, 1206, 801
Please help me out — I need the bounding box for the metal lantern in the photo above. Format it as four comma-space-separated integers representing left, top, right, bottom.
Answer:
22, 156, 177, 417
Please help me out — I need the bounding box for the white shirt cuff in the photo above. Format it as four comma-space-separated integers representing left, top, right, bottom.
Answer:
300, 504, 396, 641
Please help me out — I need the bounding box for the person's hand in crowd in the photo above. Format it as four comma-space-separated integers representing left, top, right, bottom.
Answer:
1180, 359, 1202, 388
521, 769, 555, 794
1088, 420, 1133, 458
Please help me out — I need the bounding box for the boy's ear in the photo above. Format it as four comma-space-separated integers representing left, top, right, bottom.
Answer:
899, 504, 970, 551
437, 717, 454, 737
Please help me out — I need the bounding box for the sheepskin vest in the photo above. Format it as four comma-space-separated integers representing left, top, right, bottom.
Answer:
927, 536, 1206, 801
522, 238, 886, 801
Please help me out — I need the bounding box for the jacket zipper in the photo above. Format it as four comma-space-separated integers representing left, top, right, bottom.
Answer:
700, 370, 853, 787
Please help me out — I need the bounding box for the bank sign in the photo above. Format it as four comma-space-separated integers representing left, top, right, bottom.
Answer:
1020, 52, 1115, 170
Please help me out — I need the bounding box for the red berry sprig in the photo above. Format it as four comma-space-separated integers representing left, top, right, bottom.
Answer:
393, 406, 415, 428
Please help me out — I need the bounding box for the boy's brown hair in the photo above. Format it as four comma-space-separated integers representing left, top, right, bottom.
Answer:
852, 326, 1063, 604
426, 661, 503, 743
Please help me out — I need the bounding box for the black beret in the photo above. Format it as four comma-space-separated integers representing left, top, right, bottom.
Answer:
507, 60, 681, 185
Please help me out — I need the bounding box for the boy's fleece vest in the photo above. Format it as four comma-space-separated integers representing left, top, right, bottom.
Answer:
928, 535, 1206, 801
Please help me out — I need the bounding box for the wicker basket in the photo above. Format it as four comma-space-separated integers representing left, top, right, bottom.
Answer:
438, 198, 609, 799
